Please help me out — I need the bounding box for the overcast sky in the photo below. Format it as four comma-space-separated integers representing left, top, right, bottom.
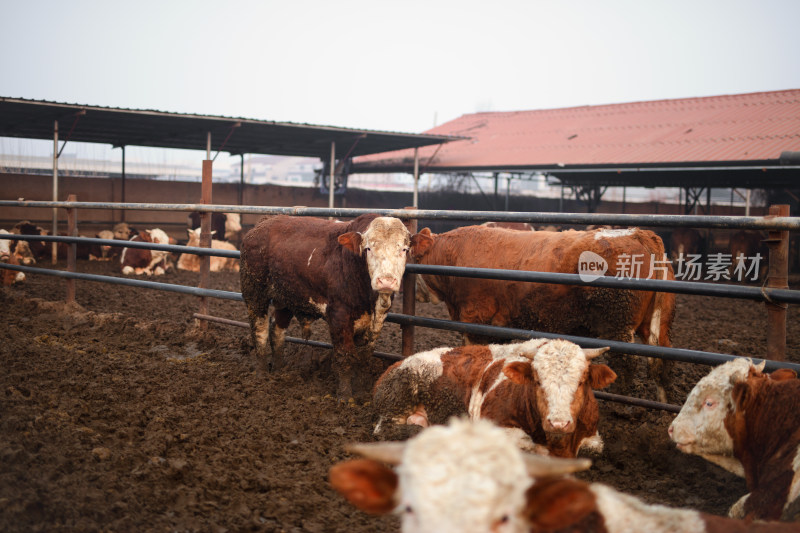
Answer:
2, 0, 799, 136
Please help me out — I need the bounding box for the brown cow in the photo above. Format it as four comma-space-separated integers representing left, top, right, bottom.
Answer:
331, 418, 800, 533
120, 228, 173, 276
240, 214, 411, 400
373, 338, 616, 457
409, 225, 676, 402
670, 358, 800, 521
669, 227, 705, 261
729, 230, 767, 281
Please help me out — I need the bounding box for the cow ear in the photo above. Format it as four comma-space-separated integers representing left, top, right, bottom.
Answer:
410, 228, 434, 259
186, 229, 193, 238
769, 368, 797, 381
329, 459, 398, 515
503, 362, 533, 385
338, 232, 363, 255
588, 364, 617, 390
523, 477, 598, 531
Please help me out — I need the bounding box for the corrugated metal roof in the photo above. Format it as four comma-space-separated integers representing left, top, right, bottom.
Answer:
354, 90, 800, 172
0, 97, 463, 159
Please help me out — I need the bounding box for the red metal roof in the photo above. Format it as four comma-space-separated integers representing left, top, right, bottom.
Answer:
355, 90, 800, 171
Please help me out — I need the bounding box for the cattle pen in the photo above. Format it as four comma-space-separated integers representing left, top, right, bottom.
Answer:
2, 198, 800, 416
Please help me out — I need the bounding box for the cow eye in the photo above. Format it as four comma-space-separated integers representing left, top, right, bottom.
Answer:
704, 398, 716, 408
404, 505, 413, 514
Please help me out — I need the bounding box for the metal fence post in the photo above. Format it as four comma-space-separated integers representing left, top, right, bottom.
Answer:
765, 204, 790, 361
66, 194, 77, 305
401, 207, 418, 357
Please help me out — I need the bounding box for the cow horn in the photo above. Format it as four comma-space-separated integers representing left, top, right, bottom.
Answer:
583, 347, 610, 359
346, 442, 406, 465
522, 454, 592, 476
753, 359, 766, 373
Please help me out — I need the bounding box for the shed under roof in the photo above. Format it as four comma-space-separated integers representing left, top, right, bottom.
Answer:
0, 97, 460, 159
354, 90, 800, 189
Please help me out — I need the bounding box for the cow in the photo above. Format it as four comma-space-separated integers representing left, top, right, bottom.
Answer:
112, 222, 137, 241
729, 230, 768, 281
120, 228, 172, 276
0, 229, 26, 286
88, 230, 118, 261
331, 418, 800, 533
669, 358, 800, 522
482, 221, 535, 231
372, 338, 616, 457
409, 225, 676, 403
11, 221, 49, 261
669, 227, 705, 262
240, 214, 411, 400
176, 227, 239, 272
188, 212, 242, 244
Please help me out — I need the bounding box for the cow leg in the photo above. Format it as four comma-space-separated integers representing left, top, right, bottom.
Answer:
638, 317, 673, 404
329, 317, 358, 401
250, 313, 272, 368
269, 307, 293, 371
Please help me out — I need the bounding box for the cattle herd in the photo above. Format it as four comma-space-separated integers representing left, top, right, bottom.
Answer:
1, 212, 799, 532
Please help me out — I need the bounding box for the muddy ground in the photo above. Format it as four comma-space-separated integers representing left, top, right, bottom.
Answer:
2, 258, 799, 532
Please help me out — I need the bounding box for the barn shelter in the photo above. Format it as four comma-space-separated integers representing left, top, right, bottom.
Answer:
0, 96, 462, 244
354, 89, 800, 212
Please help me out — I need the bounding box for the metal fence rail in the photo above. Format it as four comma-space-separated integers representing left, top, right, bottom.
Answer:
2, 199, 799, 229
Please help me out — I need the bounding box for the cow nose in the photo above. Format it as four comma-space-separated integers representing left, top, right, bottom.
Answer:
547, 418, 571, 431
375, 276, 398, 291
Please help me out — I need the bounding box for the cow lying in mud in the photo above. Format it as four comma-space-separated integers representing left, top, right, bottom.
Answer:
373, 338, 616, 457
331, 418, 800, 533
669, 358, 800, 522
410, 225, 676, 403
240, 214, 410, 400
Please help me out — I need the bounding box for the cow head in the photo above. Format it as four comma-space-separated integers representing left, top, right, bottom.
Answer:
669, 358, 764, 459
113, 222, 135, 240
338, 217, 410, 294
223, 213, 242, 241
501, 339, 615, 435
330, 418, 591, 533
409, 227, 435, 261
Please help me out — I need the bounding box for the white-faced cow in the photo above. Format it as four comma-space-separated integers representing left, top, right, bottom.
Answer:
11, 221, 49, 261
332, 418, 800, 533
240, 214, 410, 400
176, 227, 240, 272
373, 338, 616, 457
120, 228, 172, 276
669, 358, 800, 522
0, 229, 26, 286
410, 225, 676, 403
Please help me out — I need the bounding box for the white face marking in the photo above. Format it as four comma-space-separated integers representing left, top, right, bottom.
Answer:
398, 418, 532, 533
531, 340, 591, 430
0, 229, 11, 258
594, 228, 636, 240
590, 484, 706, 533
360, 217, 410, 294
669, 358, 756, 456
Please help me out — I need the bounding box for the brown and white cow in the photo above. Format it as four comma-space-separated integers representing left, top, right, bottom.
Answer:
188, 212, 242, 245
88, 230, 118, 261
669, 358, 800, 521
240, 214, 411, 400
120, 228, 172, 276
373, 338, 616, 457
11, 221, 49, 261
176, 227, 240, 272
0, 229, 26, 286
409, 225, 676, 402
332, 418, 800, 533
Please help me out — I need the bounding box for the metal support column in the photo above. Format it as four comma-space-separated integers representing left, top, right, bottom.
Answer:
765, 204, 790, 361
120, 146, 126, 222
413, 147, 419, 208
52, 120, 58, 264
239, 154, 245, 206
328, 142, 336, 215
